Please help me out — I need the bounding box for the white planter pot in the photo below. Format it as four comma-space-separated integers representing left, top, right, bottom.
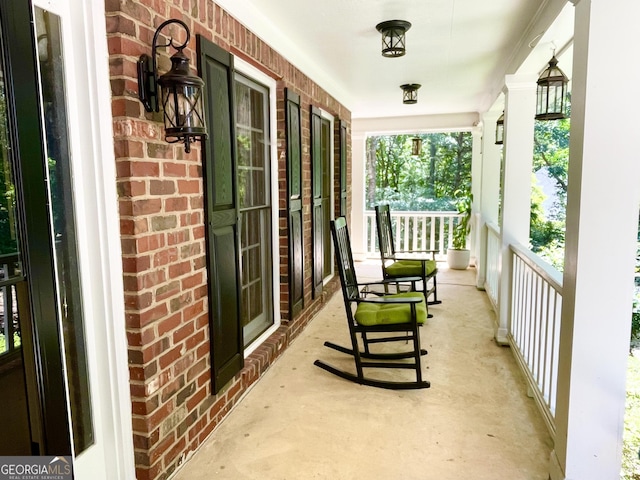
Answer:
447, 249, 470, 270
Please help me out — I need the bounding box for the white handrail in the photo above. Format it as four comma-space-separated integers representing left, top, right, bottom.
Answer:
364, 210, 462, 259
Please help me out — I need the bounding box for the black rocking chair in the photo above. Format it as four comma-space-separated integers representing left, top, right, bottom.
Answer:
375, 204, 441, 306
314, 217, 430, 390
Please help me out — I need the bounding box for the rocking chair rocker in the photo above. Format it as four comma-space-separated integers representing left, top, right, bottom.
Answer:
314, 217, 430, 390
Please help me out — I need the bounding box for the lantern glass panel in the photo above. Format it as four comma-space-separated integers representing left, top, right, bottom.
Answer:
161, 84, 206, 139
495, 115, 504, 145
382, 28, 406, 57
411, 138, 422, 155
536, 86, 545, 117
536, 56, 569, 120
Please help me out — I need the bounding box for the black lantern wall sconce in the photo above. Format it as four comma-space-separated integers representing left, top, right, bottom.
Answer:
376, 20, 412, 58
411, 137, 422, 156
495, 112, 504, 145
138, 19, 207, 153
401, 84, 421, 104
535, 55, 569, 121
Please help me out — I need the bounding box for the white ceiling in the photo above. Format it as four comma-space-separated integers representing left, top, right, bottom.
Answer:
215, 0, 573, 120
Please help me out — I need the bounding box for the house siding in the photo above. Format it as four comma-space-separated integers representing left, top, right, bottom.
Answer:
105, 1, 351, 479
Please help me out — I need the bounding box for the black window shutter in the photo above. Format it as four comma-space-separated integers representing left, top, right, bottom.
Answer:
340, 120, 347, 217
197, 36, 243, 394
285, 90, 304, 317
310, 106, 323, 298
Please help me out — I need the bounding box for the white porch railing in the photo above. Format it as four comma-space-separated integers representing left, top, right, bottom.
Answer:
508, 244, 563, 438
363, 209, 563, 437
482, 221, 563, 439
364, 210, 461, 259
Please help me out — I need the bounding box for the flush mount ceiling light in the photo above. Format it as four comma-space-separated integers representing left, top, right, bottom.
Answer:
495, 112, 504, 145
535, 55, 569, 121
400, 84, 421, 104
137, 19, 207, 153
376, 20, 412, 58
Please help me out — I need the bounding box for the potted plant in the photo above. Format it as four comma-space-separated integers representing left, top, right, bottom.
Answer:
447, 187, 473, 270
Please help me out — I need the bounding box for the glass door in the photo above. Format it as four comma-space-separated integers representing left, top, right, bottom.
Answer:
0, 0, 74, 456
0, 2, 133, 475
32, 0, 135, 476
34, 6, 93, 453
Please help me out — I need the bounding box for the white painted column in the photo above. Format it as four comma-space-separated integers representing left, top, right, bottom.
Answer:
477, 111, 502, 289
470, 126, 482, 270
497, 74, 537, 343
550, 0, 640, 478
350, 132, 367, 260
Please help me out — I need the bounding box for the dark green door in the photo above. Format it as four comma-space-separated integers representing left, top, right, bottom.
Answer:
0, 0, 72, 455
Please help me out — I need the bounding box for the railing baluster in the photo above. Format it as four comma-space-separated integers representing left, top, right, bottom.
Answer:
505, 243, 563, 437
364, 210, 461, 259
430, 216, 437, 253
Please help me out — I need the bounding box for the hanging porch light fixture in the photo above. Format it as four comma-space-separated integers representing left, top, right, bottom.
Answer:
376, 20, 412, 58
495, 112, 504, 145
137, 19, 207, 153
401, 84, 421, 104
411, 137, 422, 156
535, 55, 569, 121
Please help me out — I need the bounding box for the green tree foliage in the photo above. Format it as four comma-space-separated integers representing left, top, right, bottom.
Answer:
633, 215, 640, 341
365, 132, 472, 211
0, 89, 18, 256
530, 117, 570, 269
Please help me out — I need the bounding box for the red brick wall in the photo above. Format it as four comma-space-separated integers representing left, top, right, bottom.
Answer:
106, 1, 351, 479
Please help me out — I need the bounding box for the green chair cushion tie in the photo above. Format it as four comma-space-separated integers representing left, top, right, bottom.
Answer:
355, 292, 428, 326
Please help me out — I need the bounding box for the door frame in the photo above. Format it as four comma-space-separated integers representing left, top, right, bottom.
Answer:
30, 0, 134, 476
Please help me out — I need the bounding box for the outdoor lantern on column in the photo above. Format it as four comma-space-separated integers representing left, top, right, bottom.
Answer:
411, 137, 422, 156
401, 84, 421, 104
138, 19, 207, 153
535, 55, 569, 121
495, 112, 504, 145
376, 20, 412, 58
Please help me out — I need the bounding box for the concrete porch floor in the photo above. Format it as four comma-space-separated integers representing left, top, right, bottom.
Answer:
173, 263, 553, 480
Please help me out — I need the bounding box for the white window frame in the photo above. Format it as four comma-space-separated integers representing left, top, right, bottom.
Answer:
320, 109, 335, 283
233, 57, 281, 357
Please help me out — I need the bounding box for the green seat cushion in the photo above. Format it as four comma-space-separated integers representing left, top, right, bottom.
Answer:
385, 259, 437, 277
355, 292, 427, 326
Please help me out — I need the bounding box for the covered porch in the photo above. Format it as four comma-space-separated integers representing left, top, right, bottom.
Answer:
173, 265, 552, 479
92, 0, 640, 479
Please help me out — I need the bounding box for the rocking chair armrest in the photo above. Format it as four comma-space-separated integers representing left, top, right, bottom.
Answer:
356, 277, 422, 288
355, 296, 422, 305
394, 251, 437, 261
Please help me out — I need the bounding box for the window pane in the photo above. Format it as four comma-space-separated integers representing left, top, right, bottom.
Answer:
235, 74, 273, 346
